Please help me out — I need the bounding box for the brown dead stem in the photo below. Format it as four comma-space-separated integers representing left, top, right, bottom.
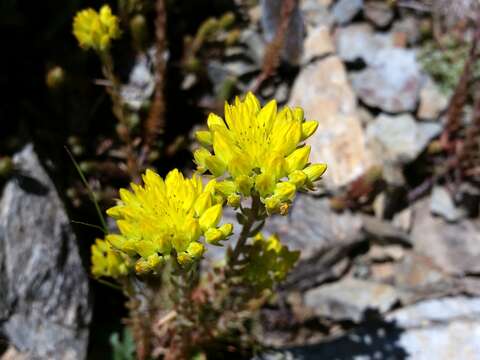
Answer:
250, 0, 297, 93
144, 0, 167, 153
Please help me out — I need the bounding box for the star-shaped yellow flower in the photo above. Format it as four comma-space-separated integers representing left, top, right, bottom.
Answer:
194, 92, 326, 214
106, 169, 233, 273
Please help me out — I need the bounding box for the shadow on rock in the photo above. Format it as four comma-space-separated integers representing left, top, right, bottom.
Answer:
13, 172, 49, 196
259, 310, 408, 360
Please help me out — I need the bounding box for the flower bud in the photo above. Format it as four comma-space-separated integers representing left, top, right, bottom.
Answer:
288, 170, 307, 188
255, 173, 275, 197
195, 130, 212, 146
285, 146, 310, 173
219, 223, 233, 238
199, 204, 222, 231
130, 14, 148, 50
215, 180, 237, 196
227, 193, 241, 208
204, 228, 223, 245
46, 66, 65, 89
274, 182, 296, 201
301, 121, 318, 141
264, 196, 281, 214
186, 242, 205, 259
279, 203, 290, 216
219, 12, 235, 29
205, 155, 226, 177
304, 163, 327, 182
147, 253, 161, 268
194, 148, 211, 173
135, 258, 151, 274
0, 157, 14, 178
235, 175, 253, 195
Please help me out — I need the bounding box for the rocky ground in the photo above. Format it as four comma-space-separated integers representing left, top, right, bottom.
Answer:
251, 0, 480, 359
2, 0, 480, 359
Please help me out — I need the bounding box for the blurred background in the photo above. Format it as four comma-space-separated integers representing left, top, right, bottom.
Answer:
2, 0, 480, 358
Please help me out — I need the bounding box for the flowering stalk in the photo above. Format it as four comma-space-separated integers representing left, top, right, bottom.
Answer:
99, 51, 140, 180
228, 194, 265, 268
73, 5, 141, 180
71, 13, 329, 350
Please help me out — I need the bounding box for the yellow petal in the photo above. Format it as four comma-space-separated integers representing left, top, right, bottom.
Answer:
207, 113, 226, 129
199, 204, 222, 231
194, 192, 212, 217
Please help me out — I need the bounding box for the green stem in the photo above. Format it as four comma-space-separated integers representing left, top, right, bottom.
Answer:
229, 195, 263, 267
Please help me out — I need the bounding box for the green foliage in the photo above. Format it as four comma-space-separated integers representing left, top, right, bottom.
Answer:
419, 37, 480, 94
110, 327, 136, 360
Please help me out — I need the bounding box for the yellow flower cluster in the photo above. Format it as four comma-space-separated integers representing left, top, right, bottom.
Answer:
91, 238, 131, 278
73, 5, 121, 52
194, 92, 326, 215
243, 233, 300, 291
104, 169, 233, 274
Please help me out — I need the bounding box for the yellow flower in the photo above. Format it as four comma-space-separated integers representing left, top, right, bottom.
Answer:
73, 5, 121, 51
194, 92, 326, 214
91, 238, 131, 278
106, 169, 232, 272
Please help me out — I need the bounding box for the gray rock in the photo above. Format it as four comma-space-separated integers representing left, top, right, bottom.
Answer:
0, 145, 91, 359
350, 48, 424, 113
212, 195, 365, 264
260, 0, 305, 64
258, 294, 480, 360
301, 0, 333, 28
386, 296, 480, 360
302, 26, 335, 64
335, 24, 395, 65
120, 49, 156, 111
417, 77, 449, 120
392, 15, 422, 45
366, 113, 442, 164
274, 82, 289, 104
332, 0, 364, 25
240, 28, 266, 66
289, 56, 375, 189
411, 199, 480, 275
207, 60, 229, 87
304, 278, 399, 322
430, 186, 467, 222
265, 196, 364, 260
361, 215, 411, 245
391, 296, 480, 327
257, 296, 480, 360
224, 61, 258, 77
364, 1, 394, 28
